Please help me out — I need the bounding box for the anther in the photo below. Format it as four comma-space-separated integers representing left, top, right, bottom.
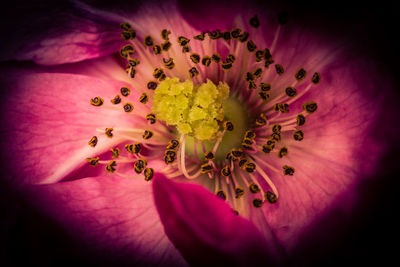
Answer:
144, 36, 154, 47
120, 44, 135, 58
166, 139, 180, 150
224, 121, 234, 131
121, 30, 136, 41
275, 64, 284, 75
223, 31, 231, 41
189, 67, 199, 78
144, 168, 154, 181
274, 103, 289, 113
161, 41, 171, 51
127, 68, 136, 78
245, 72, 254, 82
88, 136, 98, 147
278, 11, 289, 25
111, 95, 121, 104
153, 68, 164, 79
238, 31, 249, 42
204, 151, 214, 160
134, 158, 147, 174
139, 93, 148, 104
245, 130, 256, 140
211, 53, 221, 63
222, 61, 233, 70
221, 165, 231, 177
182, 45, 190, 53
190, 53, 201, 64
260, 83, 271, 91
164, 150, 176, 164
235, 187, 245, 198
247, 40, 257, 52
271, 132, 281, 142
247, 81, 256, 90
264, 48, 274, 68
201, 163, 213, 173
111, 148, 120, 158
302, 102, 318, 113
293, 130, 304, 141
201, 56, 211, 67
252, 198, 263, 208
253, 68, 263, 78
266, 191, 277, 204
125, 143, 141, 154
120, 87, 130, 97
249, 15, 260, 28
105, 128, 113, 138
163, 58, 175, 69
231, 148, 244, 159
249, 183, 260, 193
242, 138, 253, 149
161, 29, 171, 40
123, 103, 134, 112
261, 143, 273, 154
245, 162, 256, 173
194, 32, 205, 41
296, 114, 306, 126
312, 72, 321, 84
216, 190, 227, 200
226, 152, 233, 161
146, 113, 157, 124
128, 59, 140, 67
259, 92, 269, 101
90, 97, 104, 106
105, 160, 117, 173
272, 124, 282, 133
177, 36, 190, 46
208, 30, 222, 39
283, 165, 295, 175
255, 49, 266, 62
147, 81, 158, 90
278, 147, 288, 158
295, 68, 307, 81
255, 113, 267, 126
153, 45, 162, 55
231, 28, 241, 39
120, 22, 132, 30
238, 158, 248, 168
226, 54, 236, 64
86, 157, 99, 167
143, 130, 153, 140
285, 86, 297, 97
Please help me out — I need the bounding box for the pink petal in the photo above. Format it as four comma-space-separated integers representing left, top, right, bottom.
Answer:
152, 173, 283, 266
26, 175, 188, 266
0, 72, 141, 184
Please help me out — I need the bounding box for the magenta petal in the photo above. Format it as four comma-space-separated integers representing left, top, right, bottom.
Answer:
0, 72, 138, 185
152, 173, 282, 266
26, 175, 187, 266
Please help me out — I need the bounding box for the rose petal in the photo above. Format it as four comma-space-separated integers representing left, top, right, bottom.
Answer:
152, 173, 283, 266
26, 175, 188, 266
0, 72, 143, 184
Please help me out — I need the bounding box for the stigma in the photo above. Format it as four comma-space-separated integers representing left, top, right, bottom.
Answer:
85, 13, 321, 215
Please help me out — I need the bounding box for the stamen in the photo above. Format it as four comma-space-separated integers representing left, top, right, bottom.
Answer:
105, 128, 113, 138
190, 53, 200, 64
88, 136, 98, 147
90, 97, 104, 106
161, 29, 171, 40
120, 86, 131, 97
144, 168, 154, 181
285, 86, 297, 97
216, 190, 227, 200
295, 68, 307, 81
125, 143, 141, 154
297, 114, 306, 126
252, 198, 263, 208
146, 113, 157, 124
143, 130, 153, 140
247, 40, 257, 52
144, 36, 154, 47
249, 183, 260, 193
110, 95, 122, 104
283, 165, 295, 176
293, 130, 304, 141
134, 158, 147, 174
231, 28, 241, 39
249, 15, 260, 28
265, 191, 277, 204
275, 64, 284, 75
147, 81, 158, 90
302, 102, 318, 113
86, 157, 99, 166
139, 93, 149, 104
278, 147, 288, 158
105, 160, 117, 173
123, 103, 134, 112
201, 56, 211, 66
110, 148, 120, 158
312, 72, 321, 84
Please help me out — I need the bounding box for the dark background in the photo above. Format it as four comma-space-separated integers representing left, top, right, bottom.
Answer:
1, 0, 399, 266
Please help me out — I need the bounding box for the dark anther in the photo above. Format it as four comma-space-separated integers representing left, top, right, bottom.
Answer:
245, 130, 256, 140
235, 187, 245, 198
231, 148, 244, 159
293, 130, 304, 141
266, 191, 277, 204
161, 41, 171, 51
247, 40, 257, 52
226, 152, 233, 161
177, 36, 190, 46
144, 36, 154, 47
90, 96, 104, 106
255, 49, 266, 62
111, 95, 122, 105
274, 103, 289, 113
302, 102, 318, 113
275, 64, 284, 75
296, 114, 306, 126
144, 168, 154, 181
189, 67, 199, 78
224, 121, 234, 131
271, 132, 281, 142
260, 83, 271, 91
190, 53, 201, 64
121, 30, 135, 41
164, 153, 176, 164
264, 48, 274, 66
295, 68, 307, 81
242, 138, 253, 149
125, 143, 141, 154
182, 45, 190, 53
161, 29, 171, 40
105, 160, 117, 173
249, 183, 260, 193
226, 54, 236, 63
165, 149, 177, 159
245, 72, 254, 82
283, 165, 295, 176
278, 11, 289, 25
249, 15, 260, 28
252, 198, 263, 208
167, 139, 180, 150
278, 147, 288, 158
139, 93, 148, 104
231, 28, 241, 39
143, 130, 153, 140
120, 87, 130, 97
128, 59, 140, 67
88, 136, 98, 147
253, 68, 263, 78
86, 157, 99, 167
194, 32, 205, 41
216, 190, 227, 200
255, 113, 267, 126
222, 62, 233, 70
247, 81, 257, 90
223, 31, 231, 41
147, 81, 158, 90
238, 159, 248, 168
285, 86, 297, 97
238, 31, 249, 42
204, 151, 214, 160
120, 22, 131, 30
208, 30, 222, 39
105, 128, 113, 138
262, 143, 273, 154
120, 44, 135, 58
153, 45, 162, 55
201, 163, 213, 173
211, 53, 221, 63
259, 92, 269, 100
146, 113, 156, 124
312, 72, 321, 84
153, 68, 164, 79
160, 73, 167, 81
245, 162, 256, 173
202, 56, 211, 66
163, 58, 175, 69
221, 165, 231, 177
272, 124, 282, 133
134, 158, 147, 174
128, 68, 136, 78
123, 103, 133, 112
